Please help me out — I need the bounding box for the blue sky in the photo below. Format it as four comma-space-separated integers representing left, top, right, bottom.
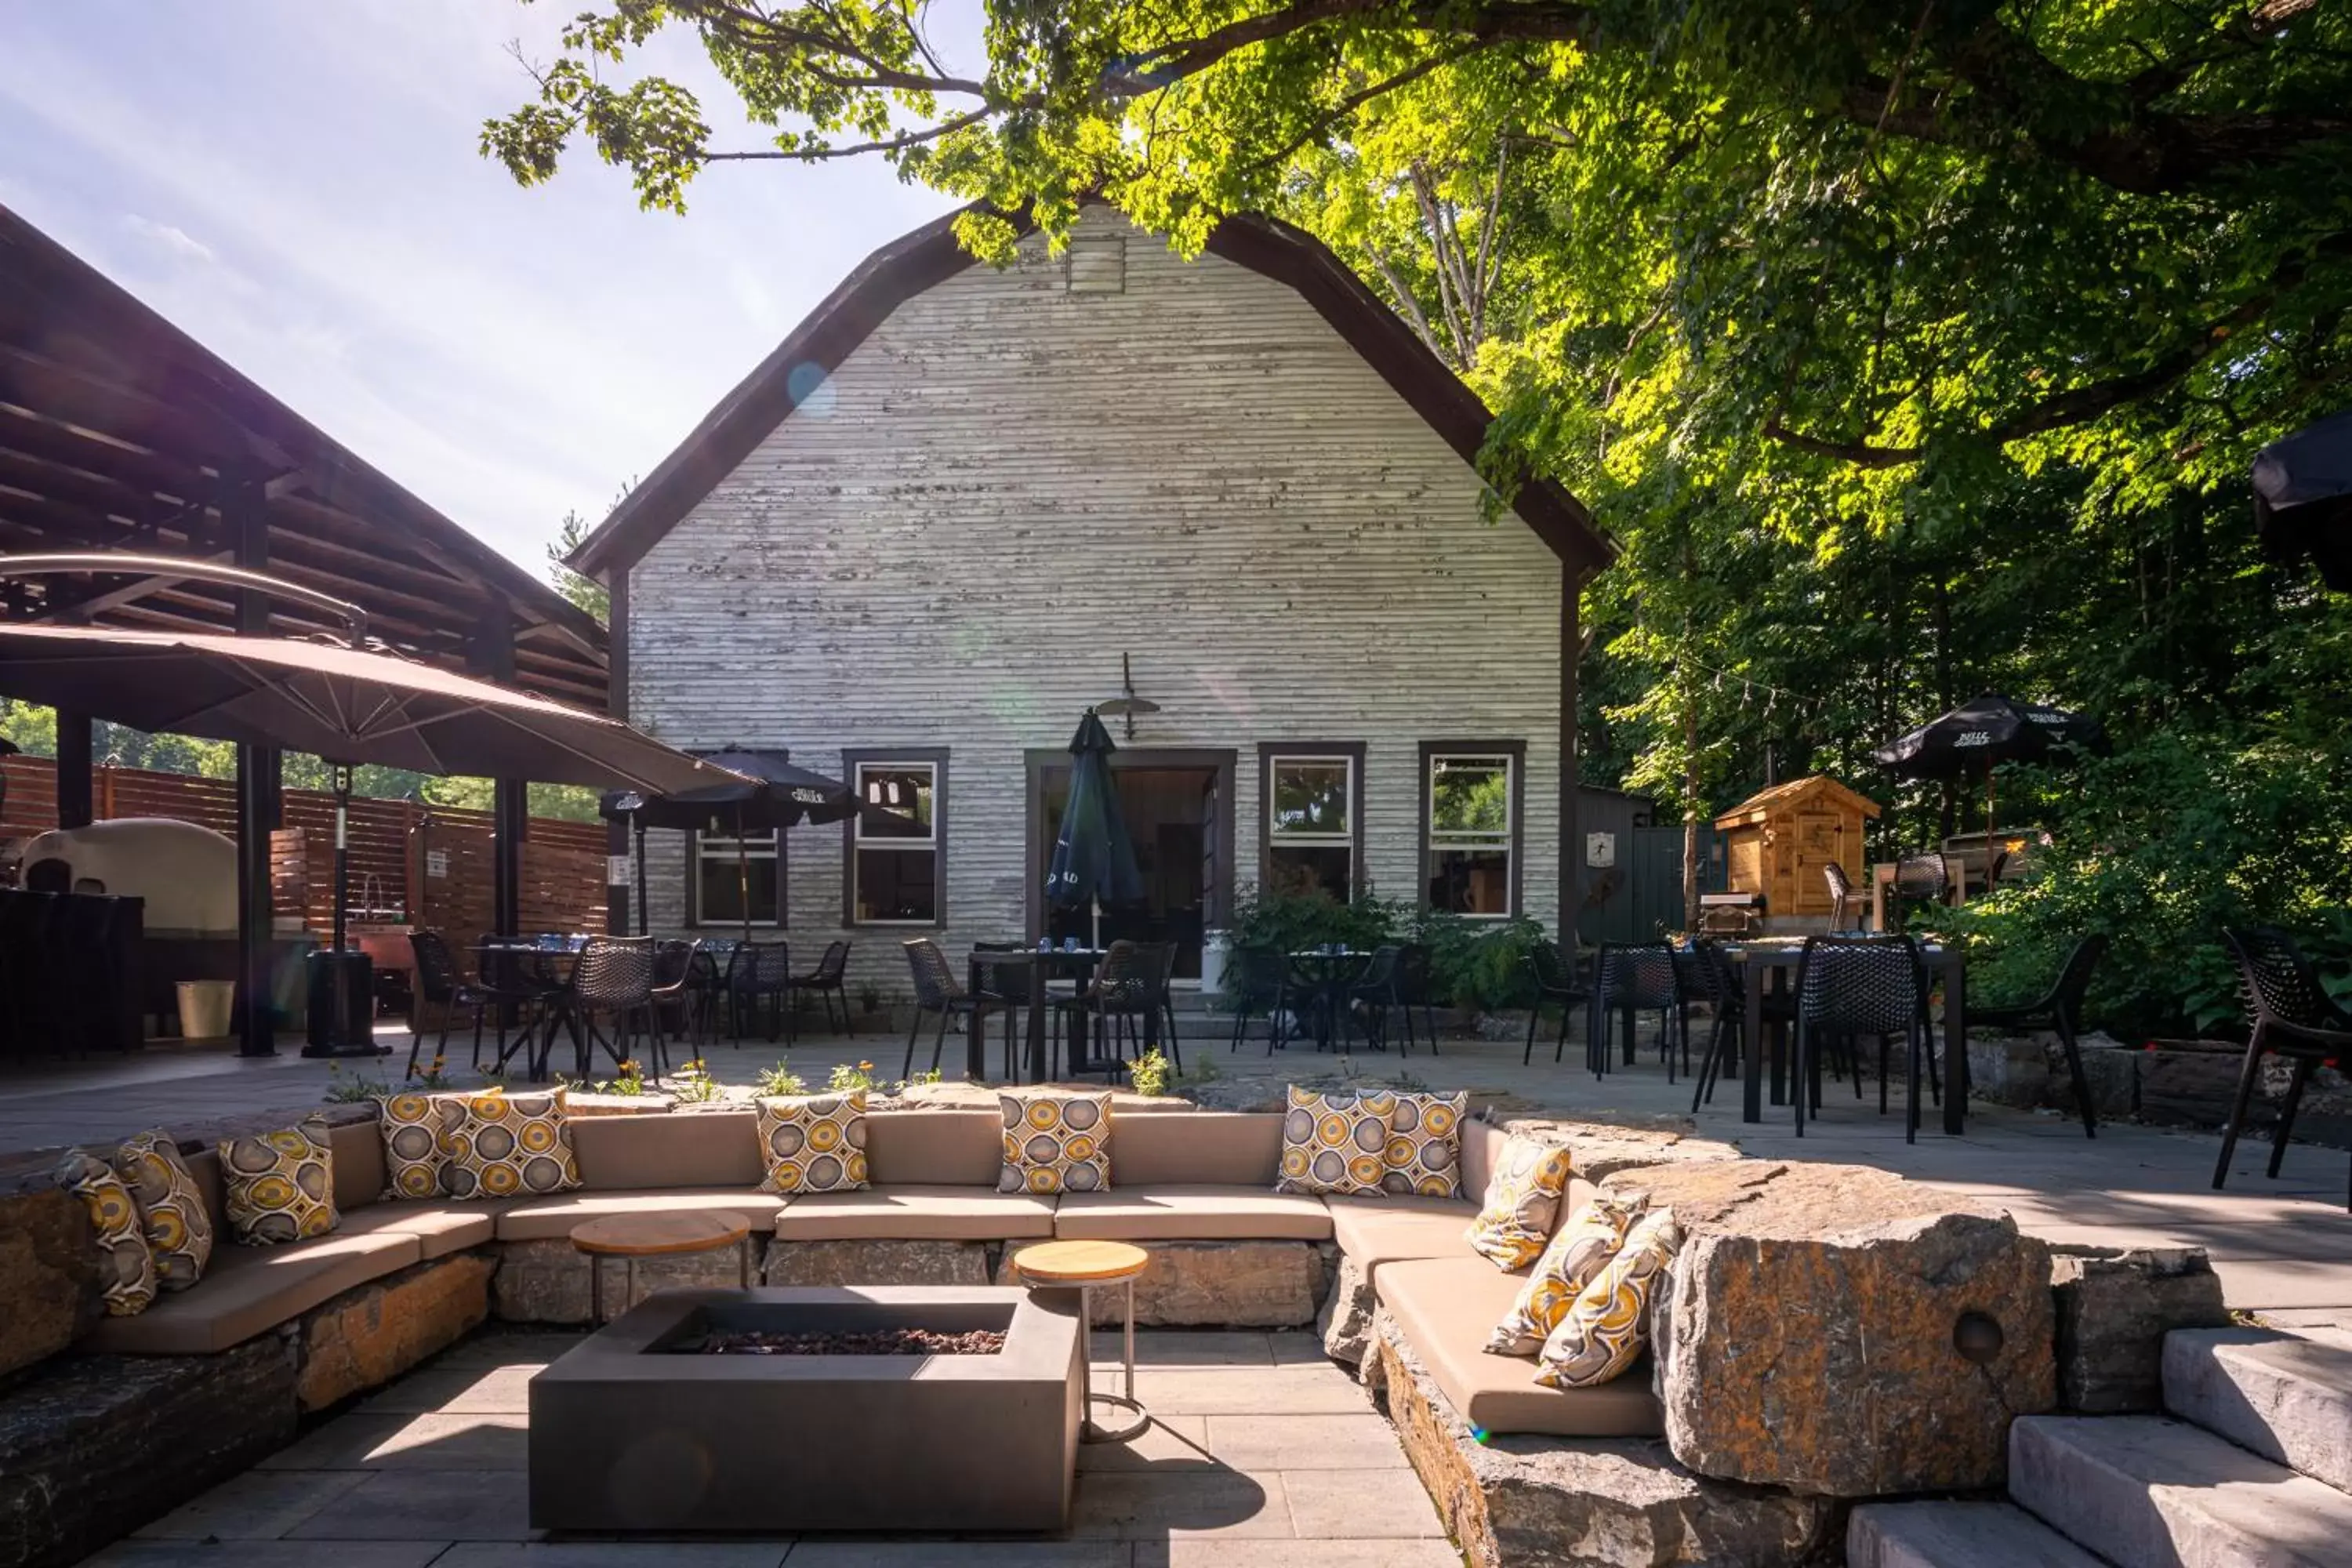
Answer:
0, 1, 970, 575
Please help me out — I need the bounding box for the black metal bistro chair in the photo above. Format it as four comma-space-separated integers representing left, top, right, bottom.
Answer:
1225, 944, 1294, 1054
726, 941, 794, 1044
553, 935, 656, 1082
791, 940, 854, 1036
1143, 940, 1183, 1073
1824, 861, 1857, 932
1394, 942, 1442, 1056
1052, 939, 1158, 1076
1889, 853, 1950, 929
972, 942, 1036, 1081
406, 929, 510, 1076
1791, 935, 1933, 1142
1523, 939, 1588, 1065
902, 937, 1018, 1080
1345, 945, 1406, 1053
644, 938, 704, 1076
1972, 934, 2107, 1138
1590, 941, 1682, 1081
2215, 927, 2352, 1210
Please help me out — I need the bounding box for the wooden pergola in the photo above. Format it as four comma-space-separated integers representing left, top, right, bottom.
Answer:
0, 200, 615, 1054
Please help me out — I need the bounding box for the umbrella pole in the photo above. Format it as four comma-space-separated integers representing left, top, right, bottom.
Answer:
633, 813, 649, 938
1091, 897, 1101, 953
737, 804, 752, 945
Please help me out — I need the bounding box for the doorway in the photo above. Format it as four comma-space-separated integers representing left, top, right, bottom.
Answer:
1026, 749, 1236, 982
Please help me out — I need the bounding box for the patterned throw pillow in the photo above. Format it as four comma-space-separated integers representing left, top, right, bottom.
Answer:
758, 1092, 869, 1193
1275, 1087, 1398, 1197
376, 1092, 466, 1200
1464, 1133, 1575, 1269
998, 1093, 1113, 1193
219, 1117, 339, 1246
1485, 1194, 1645, 1355
1536, 1207, 1686, 1388
111, 1129, 214, 1291
1381, 1091, 1468, 1197
445, 1090, 579, 1200
57, 1149, 158, 1316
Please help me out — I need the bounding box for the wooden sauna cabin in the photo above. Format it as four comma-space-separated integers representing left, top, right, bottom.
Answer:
1711, 775, 1882, 927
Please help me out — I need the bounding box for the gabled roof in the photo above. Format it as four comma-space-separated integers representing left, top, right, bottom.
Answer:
567, 204, 1616, 580
1713, 774, 1884, 829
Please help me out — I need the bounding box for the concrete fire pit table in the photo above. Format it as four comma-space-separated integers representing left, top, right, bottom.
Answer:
528, 1286, 1083, 1534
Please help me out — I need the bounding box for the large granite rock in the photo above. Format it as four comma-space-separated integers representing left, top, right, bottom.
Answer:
2049, 1245, 2229, 1414
1615, 1160, 2056, 1497
0, 1170, 100, 1384
492, 1236, 750, 1323
0, 1336, 298, 1568
1490, 1117, 1739, 1183
296, 1252, 494, 1410
997, 1240, 1334, 1327
1373, 1318, 1836, 1567
1319, 1249, 1377, 1367
764, 1238, 992, 1287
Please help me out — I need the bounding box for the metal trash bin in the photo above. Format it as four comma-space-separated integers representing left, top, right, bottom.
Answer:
175, 979, 235, 1040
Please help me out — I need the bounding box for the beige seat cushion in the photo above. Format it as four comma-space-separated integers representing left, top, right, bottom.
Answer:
495, 1188, 787, 1242
1375, 1257, 1664, 1438
1109, 1112, 1283, 1186
1461, 1119, 1508, 1207
864, 1110, 1003, 1186
772, 1185, 1055, 1240
1054, 1185, 1333, 1241
1327, 1195, 1479, 1275
571, 1110, 765, 1189
335, 1200, 509, 1258
81, 1229, 422, 1356
328, 1119, 390, 1208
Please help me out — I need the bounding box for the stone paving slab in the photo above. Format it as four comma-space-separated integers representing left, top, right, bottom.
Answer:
1076, 1418, 1216, 1473
1144, 1545, 1461, 1568
256, 1412, 529, 1472
282, 1469, 538, 1542
1200, 1416, 1412, 1472
1128, 1367, 1369, 1416
786, 1546, 1125, 1566
132, 1470, 371, 1541
84, 1545, 448, 1568
445, 1549, 789, 1568
1070, 1472, 1294, 1541
361, 1365, 538, 1415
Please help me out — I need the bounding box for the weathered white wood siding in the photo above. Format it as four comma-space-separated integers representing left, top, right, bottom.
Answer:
626, 209, 1563, 993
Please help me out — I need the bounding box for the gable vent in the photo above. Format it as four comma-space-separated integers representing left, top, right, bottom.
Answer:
1065, 234, 1126, 295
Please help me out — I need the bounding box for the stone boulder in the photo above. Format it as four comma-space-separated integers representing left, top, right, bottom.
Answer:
492, 1236, 748, 1324
1494, 1117, 1740, 1184
997, 1240, 1334, 1327
1317, 1249, 1377, 1367
1373, 1317, 1836, 1567
764, 1238, 991, 1288
2049, 1245, 2230, 1414
0, 1166, 100, 1382
0, 1336, 298, 1568
1615, 1160, 2056, 1497
296, 1252, 493, 1410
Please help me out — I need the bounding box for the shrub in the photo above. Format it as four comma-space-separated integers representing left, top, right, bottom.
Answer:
1225, 888, 1548, 1015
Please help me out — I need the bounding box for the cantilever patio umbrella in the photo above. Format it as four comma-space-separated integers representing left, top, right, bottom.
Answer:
1046, 709, 1144, 952
0, 616, 747, 1054
2254, 408, 2352, 590
601, 750, 858, 940
1873, 694, 2108, 840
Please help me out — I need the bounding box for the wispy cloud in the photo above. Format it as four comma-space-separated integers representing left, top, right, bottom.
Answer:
123, 213, 214, 264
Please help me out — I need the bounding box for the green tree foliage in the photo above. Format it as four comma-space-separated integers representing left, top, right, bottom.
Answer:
548, 507, 612, 625
483, 1, 2352, 1030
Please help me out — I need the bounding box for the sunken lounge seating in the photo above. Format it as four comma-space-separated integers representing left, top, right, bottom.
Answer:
62, 1102, 1663, 1439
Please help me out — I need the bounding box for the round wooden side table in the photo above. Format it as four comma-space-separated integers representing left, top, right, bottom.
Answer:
570, 1210, 753, 1324
1014, 1239, 1150, 1443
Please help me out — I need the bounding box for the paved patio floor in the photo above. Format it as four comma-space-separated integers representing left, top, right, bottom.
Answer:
7, 1012, 2349, 1313
81, 1327, 1453, 1568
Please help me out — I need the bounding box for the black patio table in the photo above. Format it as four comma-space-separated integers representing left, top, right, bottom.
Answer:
1287, 949, 1373, 1052
1715, 936, 1969, 1132
474, 936, 598, 1080
966, 947, 1116, 1082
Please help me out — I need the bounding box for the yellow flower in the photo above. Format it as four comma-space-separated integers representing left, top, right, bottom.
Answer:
857, 1060, 873, 1072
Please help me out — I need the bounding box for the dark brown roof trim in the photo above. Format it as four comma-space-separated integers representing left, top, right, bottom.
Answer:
568, 202, 1615, 579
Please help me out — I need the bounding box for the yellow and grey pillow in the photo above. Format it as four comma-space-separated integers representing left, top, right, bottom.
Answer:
1275, 1087, 1398, 1197
1464, 1133, 1575, 1269
219, 1117, 339, 1246
997, 1092, 1113, 1194
1485, 1193, 1645, 1355
111, 1129, 214, 1291
1536, 1207, 1685, 1388
57, 1149, 158, 1316
376, 1092, 466, 1200
445, 1090, 579, 1200
1381, 1091, 1468, 1197
758, 1091, 869, 1193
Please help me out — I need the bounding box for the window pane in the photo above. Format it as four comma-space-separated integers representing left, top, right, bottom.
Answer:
856, 848, 938, 923
1269, 844, 1352, 902
699, 855, 779, 924
858, 765, 934, 840
1429, 756, 1510, 838
1427, 848, 1511, 916
1271, 760, 1349, 840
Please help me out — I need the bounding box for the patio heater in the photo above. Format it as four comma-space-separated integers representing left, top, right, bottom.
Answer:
303, 761, 381, 1056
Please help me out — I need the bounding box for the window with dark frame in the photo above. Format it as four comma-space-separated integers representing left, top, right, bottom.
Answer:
691, 829, 782, 927
851, 759, 940, 925
1423, 748, 1517, 916
1265, 753, 1356, 901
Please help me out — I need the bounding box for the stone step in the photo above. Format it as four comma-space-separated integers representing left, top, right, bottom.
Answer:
2165, 1328, 2352, 1495
2009, 1414, 2352, 1568
1848, 1500, 2113, 1568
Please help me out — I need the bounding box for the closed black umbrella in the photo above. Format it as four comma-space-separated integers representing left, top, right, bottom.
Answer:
602, 750, 858, 940
1873, 694, 2107, 840
1046, 710, 1144, 949
2254, 408, 2352, 590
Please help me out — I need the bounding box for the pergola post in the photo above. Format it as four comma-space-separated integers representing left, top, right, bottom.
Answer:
604, 571, 630, 935
54, 710, 93, 829
469, 600, 525, 939
230, 477, 281, 1056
